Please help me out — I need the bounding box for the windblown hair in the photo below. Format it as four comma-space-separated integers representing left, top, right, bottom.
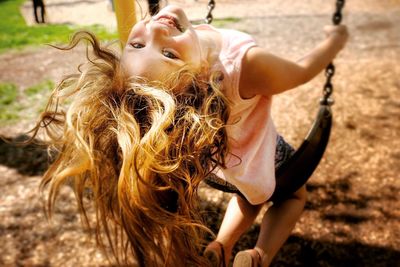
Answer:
31, 31, 230, 266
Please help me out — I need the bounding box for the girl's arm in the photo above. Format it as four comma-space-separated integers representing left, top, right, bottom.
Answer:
239, 25, 349, 99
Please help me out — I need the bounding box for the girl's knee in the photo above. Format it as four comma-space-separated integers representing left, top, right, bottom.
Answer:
236, 195, 263, 214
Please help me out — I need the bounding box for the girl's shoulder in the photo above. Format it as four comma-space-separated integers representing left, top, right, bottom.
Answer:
218, 29, 257, 62
194, 24, 257, 61
195, 24, 255, 45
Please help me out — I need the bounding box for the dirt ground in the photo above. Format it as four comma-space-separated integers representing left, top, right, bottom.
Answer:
1, 0, 400, 266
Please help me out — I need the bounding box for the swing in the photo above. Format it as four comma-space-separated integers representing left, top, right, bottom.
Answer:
203, 0, 346, 203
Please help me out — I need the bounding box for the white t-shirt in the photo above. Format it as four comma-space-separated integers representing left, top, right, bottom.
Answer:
195, 25, 278, 205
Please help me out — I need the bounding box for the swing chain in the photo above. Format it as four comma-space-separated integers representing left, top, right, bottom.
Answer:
322, 63, 335, 104
205, 0, 216, 24
321, 0, 345, 105
333, 0, 345, 25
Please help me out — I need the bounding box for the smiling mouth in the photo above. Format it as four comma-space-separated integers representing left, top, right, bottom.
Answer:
155, 15, 184, 32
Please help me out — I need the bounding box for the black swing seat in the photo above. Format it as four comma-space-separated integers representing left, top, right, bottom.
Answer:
269, 102, 332, 203
204, 102, 333, 204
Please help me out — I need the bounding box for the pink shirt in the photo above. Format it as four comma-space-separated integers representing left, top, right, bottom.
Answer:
196, 25, 278, 205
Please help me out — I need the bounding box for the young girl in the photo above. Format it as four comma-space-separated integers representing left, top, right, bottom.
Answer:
32, 4, 348, 267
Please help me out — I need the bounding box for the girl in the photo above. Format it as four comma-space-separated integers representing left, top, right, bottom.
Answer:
32, 4, 348, 267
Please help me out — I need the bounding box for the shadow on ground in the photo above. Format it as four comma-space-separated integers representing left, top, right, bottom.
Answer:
0, 134, 50, 176
1, 134, 399, 266
201, 172, 399, 266
201, 197, 400, 267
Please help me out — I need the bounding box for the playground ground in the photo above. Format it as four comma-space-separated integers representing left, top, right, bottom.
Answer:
1, 0, 399, 266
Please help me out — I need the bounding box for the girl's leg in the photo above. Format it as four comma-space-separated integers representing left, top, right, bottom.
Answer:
214, 195, 263, 264
255, 185, 307, 266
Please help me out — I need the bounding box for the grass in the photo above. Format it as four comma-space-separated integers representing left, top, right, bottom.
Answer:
0, 0, 118, 53
25, 80, 54, 97
0, 80, 56, 125
0, 83, 18, 106
212, 17, 241, 27
192, 17, 241, 28
0, 83, 21, 122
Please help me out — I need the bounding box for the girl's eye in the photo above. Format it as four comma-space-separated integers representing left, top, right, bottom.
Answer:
131, 43, 145, 49
162, 50, 178, 59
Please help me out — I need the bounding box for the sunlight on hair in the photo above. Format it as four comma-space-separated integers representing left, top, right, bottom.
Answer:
29, 31, 230, 267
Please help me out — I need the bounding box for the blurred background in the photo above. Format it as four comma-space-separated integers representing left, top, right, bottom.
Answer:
0, 0, 399, 266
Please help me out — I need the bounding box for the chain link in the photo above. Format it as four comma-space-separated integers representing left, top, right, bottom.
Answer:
322, 0, 346, 105
333, 0, 345, 25
322, 63, 335, 104
205, 0, 216, 24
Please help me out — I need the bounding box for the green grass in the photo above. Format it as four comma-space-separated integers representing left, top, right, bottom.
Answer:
25, 80, 54, 96
210, 17, 241, 28
0, 82, 18, 106
0, 0, 118, 53
0, 80, 57, 125
0, 82, 21, 122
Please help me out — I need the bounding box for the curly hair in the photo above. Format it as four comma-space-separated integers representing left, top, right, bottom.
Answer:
30, 31, 230, 266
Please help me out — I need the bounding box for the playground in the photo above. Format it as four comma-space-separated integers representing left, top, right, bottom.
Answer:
0, 0, 399, 266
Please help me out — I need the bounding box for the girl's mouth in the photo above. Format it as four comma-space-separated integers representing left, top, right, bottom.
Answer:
155, 15, 184, 32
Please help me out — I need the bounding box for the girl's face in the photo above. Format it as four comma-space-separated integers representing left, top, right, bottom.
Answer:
121, 5, 204, 82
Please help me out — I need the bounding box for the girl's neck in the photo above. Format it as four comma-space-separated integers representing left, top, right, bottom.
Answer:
195, 28, 222, 66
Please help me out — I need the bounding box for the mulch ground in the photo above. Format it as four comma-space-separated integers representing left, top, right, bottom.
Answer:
1, 0, 399, 266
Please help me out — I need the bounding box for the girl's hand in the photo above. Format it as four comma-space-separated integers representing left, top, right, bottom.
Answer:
324, 25, 349, 50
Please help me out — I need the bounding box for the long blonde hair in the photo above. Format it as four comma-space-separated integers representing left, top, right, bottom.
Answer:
31, 31, 229, 266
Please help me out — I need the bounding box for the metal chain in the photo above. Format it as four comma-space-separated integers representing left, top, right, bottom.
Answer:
205, 0, 216, 24
322, 63, 335, 105
322, 0, 346, 105
333, 0, 345, 25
